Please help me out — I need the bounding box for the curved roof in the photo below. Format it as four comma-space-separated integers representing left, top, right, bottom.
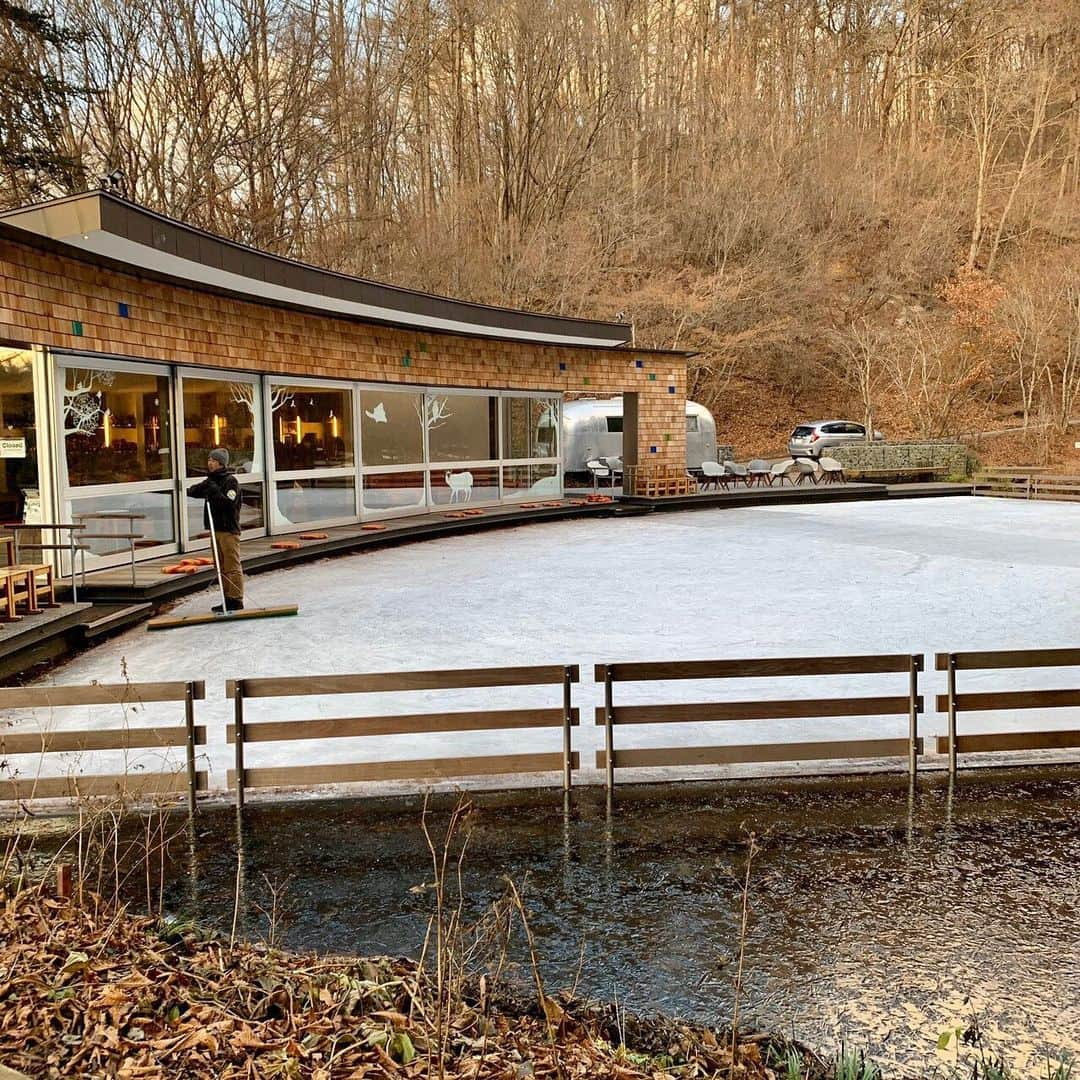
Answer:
0, 191, 633, 348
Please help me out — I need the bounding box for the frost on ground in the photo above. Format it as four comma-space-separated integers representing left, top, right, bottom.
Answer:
11, 496, 1080, 788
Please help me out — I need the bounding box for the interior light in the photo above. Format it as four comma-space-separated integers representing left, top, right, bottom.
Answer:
212, 413, 223, 445
103, 409, 112, 448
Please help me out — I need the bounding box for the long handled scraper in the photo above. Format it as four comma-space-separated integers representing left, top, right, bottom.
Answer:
147, 511, 298, 631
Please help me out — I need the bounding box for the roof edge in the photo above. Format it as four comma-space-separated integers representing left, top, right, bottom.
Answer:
0, 191, 634, 347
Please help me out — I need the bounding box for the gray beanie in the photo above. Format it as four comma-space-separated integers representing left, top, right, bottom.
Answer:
208, 448, 230, 467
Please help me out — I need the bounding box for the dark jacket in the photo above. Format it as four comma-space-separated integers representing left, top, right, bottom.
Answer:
189, 469, 242, 534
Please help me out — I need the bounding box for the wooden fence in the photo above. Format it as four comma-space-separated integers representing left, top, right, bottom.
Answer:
937, 648, 1080, 773
595, 654, 924, 790
973, 471, 1080, 502
0, 680, 206, 812
225, 665, 579, 807
7, 650, 1080, 808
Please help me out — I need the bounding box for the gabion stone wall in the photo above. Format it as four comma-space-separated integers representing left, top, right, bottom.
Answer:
717, 444, 736, 462
831, 441, 971, 476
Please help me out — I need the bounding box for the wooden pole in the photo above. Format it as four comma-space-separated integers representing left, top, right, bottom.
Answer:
184, 681, 198, 816
947, 654, 958, 776
234, 680, 246, 810
908, 655, 920, 778
562, 665, 573, 794
603, 667, 615, 796
56, 863, 72, 900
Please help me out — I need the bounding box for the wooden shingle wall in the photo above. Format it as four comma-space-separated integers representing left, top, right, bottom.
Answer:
0, 236, 688, 470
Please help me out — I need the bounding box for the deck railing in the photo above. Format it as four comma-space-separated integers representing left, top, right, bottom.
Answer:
973, 472, 1080, 502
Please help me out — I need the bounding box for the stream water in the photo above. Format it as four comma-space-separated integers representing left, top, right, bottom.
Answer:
14, 767, 1080, 1076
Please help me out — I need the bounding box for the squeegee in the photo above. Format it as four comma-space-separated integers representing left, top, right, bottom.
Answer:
146, 506, 299, 631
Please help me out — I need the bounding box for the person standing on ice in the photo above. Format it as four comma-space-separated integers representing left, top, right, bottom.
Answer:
189, 448, 244, 612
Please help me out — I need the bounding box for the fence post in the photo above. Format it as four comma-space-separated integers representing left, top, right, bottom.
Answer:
603, 666, 615, 795
946, 653, 958, 776
562, 665, 573, 794
234, 680, 246, 810
184, 681, 198, 816
908, 655, 921, 778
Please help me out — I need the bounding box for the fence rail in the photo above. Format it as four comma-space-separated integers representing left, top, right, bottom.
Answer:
225, 664, 579, 807
937, 648, 1080, 771
595, 653, 924, 790
0, 680, 206, 811
973, 472, 1080, 502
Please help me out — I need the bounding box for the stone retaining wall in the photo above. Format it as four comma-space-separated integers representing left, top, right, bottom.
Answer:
831, 441, 971, 476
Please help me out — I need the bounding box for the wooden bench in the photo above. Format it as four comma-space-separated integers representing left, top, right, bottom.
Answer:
3, 523, 90, 601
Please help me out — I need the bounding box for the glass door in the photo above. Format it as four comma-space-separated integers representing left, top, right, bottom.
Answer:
177, 370, 266, 549
0, 347, 40, 524
53, 354, 179, 569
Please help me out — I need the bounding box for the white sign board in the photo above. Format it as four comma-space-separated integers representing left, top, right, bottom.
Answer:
22, 490, 42, 524
0, 437, 26, 458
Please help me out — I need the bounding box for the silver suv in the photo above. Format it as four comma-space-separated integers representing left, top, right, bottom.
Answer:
788, 420, 883, 459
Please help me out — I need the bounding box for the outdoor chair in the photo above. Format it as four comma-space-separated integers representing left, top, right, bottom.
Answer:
770, 458, 796, 486
603, 456, 624, 484
586, 458, 613, 490
793, 458, 820, 486
699, 460, 726, 491
747, 459, 772, 486
819, 457, 846, 485
724, 460, 749, 486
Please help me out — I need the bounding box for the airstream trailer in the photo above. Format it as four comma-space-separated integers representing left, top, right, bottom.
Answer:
558, 397, 718, 480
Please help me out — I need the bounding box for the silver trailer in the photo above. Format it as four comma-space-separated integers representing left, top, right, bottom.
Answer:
558, 397, 718, 478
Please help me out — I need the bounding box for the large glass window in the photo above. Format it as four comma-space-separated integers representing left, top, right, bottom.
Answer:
275, 477, 355, 526
270, 383, 353, 471
60, 365, 172, 486
502, 463, 559, 500
426, 393, 498, 463
186, 481, 265, 540
70, 491, 176, 556
0, 348, 39, 522
360, 389, 424, 466
501, 396, 559, 460
361, 470, 426, 514
182, 377, 262, 476
429, 466, 499, 506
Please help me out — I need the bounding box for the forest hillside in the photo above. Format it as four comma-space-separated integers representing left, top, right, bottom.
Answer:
3, 0, 1078, 461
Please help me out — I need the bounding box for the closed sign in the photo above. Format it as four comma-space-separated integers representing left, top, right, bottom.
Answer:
0, 437, 26, 458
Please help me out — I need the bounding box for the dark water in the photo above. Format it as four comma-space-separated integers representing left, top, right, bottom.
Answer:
17, 769, 1080, 1074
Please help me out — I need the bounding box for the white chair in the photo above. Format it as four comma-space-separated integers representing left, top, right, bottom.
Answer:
586, 458, 612, 490
724, 460, 749, 486
700, 460, 726, 491
793, 458, 820, 486
819, 457, 846, 484
603, 456, 624, 483
747, 459, 771, 486
771, 458, 796, 486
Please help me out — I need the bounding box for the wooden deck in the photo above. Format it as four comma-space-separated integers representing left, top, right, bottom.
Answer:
617, 479, 972, 512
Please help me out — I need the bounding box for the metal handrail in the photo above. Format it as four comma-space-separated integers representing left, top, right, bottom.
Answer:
1, 522, 89, 601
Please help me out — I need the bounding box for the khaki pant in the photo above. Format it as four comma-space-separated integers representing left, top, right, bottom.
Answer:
212, 530, 244, 602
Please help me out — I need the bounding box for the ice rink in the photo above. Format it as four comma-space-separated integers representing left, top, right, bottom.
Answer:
9, 496, 1080, 791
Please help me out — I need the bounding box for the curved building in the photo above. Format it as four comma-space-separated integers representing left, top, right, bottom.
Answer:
0, 191, 688, 570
